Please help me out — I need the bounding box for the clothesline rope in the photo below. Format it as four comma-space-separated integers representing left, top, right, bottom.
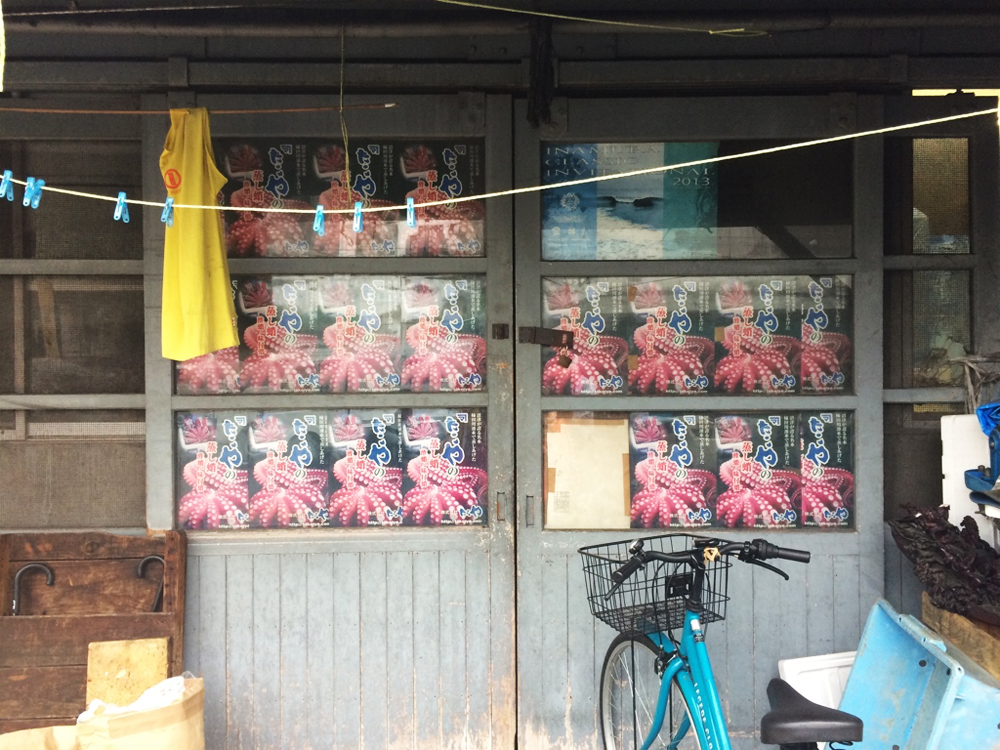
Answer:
3, 105, 997, 217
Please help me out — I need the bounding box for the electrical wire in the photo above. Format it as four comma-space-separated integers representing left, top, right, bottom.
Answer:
1, 105, 996, 216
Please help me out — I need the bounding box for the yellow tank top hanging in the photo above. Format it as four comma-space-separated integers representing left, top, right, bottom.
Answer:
159, 107, 238, 361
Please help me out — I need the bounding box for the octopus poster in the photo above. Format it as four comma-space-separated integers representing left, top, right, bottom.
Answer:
400, 408, 488, 526
712, 277, 802, 395
541, 142, 718, 261
175, 280, 241, 395
316, 275, 402, 392
629, 413, 718, 528
541, 277, 630, 395
216, 139, 485, 258
327, 410, 405, 527
626, 277, 714, 395
233, 276, 322, 393
800, 411, 854, 527
176, 412, 251, 530
799, 275, 853, 394
714, 413, 801, 528
246, 411, 331, 528
400, 276, 487, 392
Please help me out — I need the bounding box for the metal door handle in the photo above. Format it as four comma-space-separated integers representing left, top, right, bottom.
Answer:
526, 495, 535, 527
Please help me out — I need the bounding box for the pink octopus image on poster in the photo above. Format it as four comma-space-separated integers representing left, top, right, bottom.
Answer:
400, 409, 488, 526
176, 345, 241, 395
400, 277, 487, 392
799, 276, 853, 393
541, 278, 629, 395
800, 412, 854, 527
176, 413, 250, 530
327, 411, 404, 527
317, 276, 402, 392
713, 278, 802, 395
627, 278, 714, 395
247, 411, 330, 528
714, 414, 802, 528
629, 413, 717, 528
397, 143, 486, 257
235, 276, 321, 393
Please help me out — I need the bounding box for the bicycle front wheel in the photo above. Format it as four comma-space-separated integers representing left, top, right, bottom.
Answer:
600, 633, 702, 750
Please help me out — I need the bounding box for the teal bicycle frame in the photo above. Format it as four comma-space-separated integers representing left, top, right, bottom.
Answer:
642, 567, 732, 750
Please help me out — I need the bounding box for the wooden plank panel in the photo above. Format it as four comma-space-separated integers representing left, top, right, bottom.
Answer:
225, 555, 255, 750
465, 549, 491, 747
184, 555, 201, 676
163, 531, 187, 674
724, 563, 756, 736
0, 535, 12, 617
333, 553, 361, 748
386, 552, 415, 750
566, 560, 597, 745
833, 555, 862, 653
438, 549, 466, 747
781, 559, 810, 661
7, 532, 163, 562
13, 559, 163, 616
540, 555, 568, 744
412, 551, 440, 747
360, 553, 388, 750
306, 554, 335, 750
279, 554, 308, 750
199, 556, 228, 750
0, 614, 177, 668
252, 555, 281, 750
751, 566, 785, 743
805, 554, 836, 655
0, 666, 86, 719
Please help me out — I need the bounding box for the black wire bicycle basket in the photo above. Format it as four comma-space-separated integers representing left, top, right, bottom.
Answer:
579, 533, 731, 636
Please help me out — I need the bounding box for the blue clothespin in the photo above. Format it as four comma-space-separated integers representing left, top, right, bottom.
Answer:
23, 177, 44, 209
313, 204, 325, 236
160, 197, 174, 227
352, 202, 363, 233
114, 191, 130, 223
0, 171, 14, 202
406, 196, 416, 228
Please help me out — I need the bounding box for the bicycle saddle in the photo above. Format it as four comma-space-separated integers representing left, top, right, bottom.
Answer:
760, 678, 863, 745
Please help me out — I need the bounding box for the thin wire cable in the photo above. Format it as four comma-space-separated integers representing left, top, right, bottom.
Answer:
0, 103, 396, 115
434, 0, 763, 36
339, 25, 352, 194
5, 105, 997, 215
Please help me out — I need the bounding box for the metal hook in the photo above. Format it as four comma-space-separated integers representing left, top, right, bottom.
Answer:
12, 563, 54, 616
136, 555, 165, 613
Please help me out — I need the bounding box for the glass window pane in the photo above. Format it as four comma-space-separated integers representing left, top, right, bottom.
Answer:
541, 140, 852, 260
176, 408, 487, 529
884, 270, 971, 388
215, 139, 485, 258
885, 138, 970, 255
0, 276, 144, 395
543, 409, 855, 530
0, 141, 143, 260
180, 274, 487, 395
0, 409, 145, 528
541, 275, 854, 396
883, 404, 962, 520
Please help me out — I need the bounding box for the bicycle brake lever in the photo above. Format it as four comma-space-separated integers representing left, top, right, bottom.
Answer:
749, 558, 789, 580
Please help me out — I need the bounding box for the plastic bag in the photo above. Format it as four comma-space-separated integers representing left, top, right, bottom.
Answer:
75, 677, 204, 750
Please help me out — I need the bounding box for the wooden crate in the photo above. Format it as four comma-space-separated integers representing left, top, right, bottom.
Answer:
0, 531, 186, 734
921, 591, 1000, 683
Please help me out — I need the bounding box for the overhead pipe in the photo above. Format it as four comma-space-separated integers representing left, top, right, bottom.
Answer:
7, 12, 1000, 37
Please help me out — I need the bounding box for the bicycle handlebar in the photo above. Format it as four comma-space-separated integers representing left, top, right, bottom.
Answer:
606, 537, 810, 598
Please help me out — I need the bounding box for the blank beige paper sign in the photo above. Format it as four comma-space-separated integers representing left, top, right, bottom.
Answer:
544, 413, 631, 530
86, 637, 170, 708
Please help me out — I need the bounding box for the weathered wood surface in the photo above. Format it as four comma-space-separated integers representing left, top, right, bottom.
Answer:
6, 532, 165, 563
0, 667, 87, 719
0, 614, 178, 670
922, 591, 1000, 682
10, 559, 163, 616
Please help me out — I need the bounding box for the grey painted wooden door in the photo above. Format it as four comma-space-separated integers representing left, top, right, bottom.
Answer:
156, 94, 517, 749
512, 96, 886, 750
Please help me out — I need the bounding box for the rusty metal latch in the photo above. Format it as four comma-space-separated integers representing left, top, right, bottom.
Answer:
517, 326, 574, 348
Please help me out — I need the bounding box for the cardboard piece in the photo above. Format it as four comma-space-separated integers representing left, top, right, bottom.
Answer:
86, 639, 170, 708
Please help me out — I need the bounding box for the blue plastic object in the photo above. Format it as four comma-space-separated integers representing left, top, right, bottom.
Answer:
839, 599, 1000, 750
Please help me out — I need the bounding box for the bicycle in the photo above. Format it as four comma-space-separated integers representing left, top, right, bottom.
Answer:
579, 533, 864, 750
